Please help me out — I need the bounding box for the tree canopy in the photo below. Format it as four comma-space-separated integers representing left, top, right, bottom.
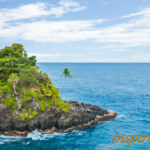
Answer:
0, 43, 36, 81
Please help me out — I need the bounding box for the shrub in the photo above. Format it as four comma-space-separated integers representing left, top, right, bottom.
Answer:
19, 112, 28, 121
39, 101, 46, 111
2, 97, 18, 111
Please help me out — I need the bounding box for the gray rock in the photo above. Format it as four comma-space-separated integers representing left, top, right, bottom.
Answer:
0, 100, 117, 136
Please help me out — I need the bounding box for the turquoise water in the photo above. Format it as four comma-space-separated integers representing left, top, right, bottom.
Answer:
1, 63, 150, 150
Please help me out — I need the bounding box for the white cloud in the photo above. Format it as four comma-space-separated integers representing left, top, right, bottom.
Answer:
0, 2, 150, 47
0, 20, 104, 42
59, 0, 86, 12
28, 53, 61, 58
28, 53, 83, 58
0, 0, 87, 23
121, 5, 150, 18
103, 2, 107, 5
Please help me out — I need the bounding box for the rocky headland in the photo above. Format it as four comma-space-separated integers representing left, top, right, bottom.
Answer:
0, 99, 117, 137
0, 44, 118, 137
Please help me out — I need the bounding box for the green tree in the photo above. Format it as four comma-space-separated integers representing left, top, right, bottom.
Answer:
19, 66, 39, 91
8, 73, 20, 95
0, 57, 19, 81
0, 43, 26, 58
60, 68, 73, 96
0, 43, 37, 81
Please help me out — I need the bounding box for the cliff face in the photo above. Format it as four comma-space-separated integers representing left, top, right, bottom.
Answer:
0, 99, 117, 137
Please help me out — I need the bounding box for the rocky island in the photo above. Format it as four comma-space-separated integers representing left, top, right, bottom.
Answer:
0, 44, 117, 137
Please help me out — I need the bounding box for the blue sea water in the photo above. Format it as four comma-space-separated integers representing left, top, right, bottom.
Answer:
1, 63, 150, 150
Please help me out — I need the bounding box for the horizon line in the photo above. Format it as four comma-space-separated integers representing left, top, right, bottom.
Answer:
36, 62, 150, 63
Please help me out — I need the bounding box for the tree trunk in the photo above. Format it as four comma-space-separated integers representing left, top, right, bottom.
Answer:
13, 83, 17, 95
60, 77, 66, 97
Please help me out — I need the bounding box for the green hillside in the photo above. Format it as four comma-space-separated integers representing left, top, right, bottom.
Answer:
0, 43, 71, 121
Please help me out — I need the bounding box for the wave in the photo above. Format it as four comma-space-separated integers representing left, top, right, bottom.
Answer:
0, 134, 25, 144
27, 129, 67, 140
0, 129, 86, 144
27, 129, 86, 140
116, 113, 126, 119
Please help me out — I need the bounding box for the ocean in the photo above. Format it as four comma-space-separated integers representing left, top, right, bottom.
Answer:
1, 63, 150, 150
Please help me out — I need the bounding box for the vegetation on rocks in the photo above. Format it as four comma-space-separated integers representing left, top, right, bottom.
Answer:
0, 43, 71, 121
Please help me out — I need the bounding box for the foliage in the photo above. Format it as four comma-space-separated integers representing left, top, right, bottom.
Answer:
2, 97, 18, 111
19, 108, 38, 121
8, 73, 20, 95
28, 109, 38, 120
19, 112, 28, 121
53, 99, 71, 113
27, 90, 39, 99
40, 85, 52, 97
20, 96, 28, 107
0, 85, 11, 95
51, 87, 60, 99
19, 66, 39, 90
39, 100, 47, 111
61, 68, 73, 78
0, 43, 36, 81
0, 43, 71, 122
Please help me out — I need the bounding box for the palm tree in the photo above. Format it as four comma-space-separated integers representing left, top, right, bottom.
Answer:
8, 73, 20, 95
60, 68, 73, 96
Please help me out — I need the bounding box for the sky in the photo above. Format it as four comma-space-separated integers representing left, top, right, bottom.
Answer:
0, 0, 150, 62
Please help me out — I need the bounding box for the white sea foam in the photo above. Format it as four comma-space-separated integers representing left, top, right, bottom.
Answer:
27, 129, 68, 140
0, 134, 24, 144
116, 113, 126, 119
71, 130, 86, 135
27, 130, 53, 140
0, 129, 85, 144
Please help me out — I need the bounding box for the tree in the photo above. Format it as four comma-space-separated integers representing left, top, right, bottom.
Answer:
0, 43, 26, 58
8, 73, 20, 95
0, 43, 37, 81
60, 68, 73, 96
0, 57, 19, 81
19, 66, 39, 91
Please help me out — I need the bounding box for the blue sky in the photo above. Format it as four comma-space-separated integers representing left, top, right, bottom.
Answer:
0, 0, 150, 62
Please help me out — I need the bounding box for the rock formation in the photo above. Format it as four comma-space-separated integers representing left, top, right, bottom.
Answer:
0, 99, 117, 137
